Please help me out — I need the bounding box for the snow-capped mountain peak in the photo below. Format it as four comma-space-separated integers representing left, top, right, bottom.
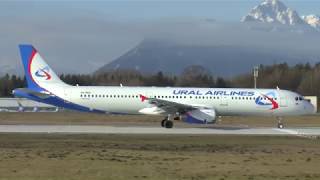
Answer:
261, 0, 287, 12
302, 15, 320, 30
241, 0, 305, 25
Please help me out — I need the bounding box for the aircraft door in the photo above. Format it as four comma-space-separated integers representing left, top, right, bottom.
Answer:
145, 91, 156, 108
146, 91, 155, 99
64, 88, 72, 103
279, 92, 288, 107
220, 96, 228, 107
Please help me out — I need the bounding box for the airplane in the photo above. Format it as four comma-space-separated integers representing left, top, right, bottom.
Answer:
13, 45, 316, 129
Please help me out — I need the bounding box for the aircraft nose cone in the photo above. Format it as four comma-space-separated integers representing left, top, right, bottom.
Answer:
305, 102, 316, 114
311, 104, 316, 114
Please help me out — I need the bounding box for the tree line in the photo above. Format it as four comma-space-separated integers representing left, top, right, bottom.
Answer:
1, 63, 319, 98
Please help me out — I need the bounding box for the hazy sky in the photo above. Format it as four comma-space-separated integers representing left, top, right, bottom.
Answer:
3, 0, 320, 21
1, 0, 320, 75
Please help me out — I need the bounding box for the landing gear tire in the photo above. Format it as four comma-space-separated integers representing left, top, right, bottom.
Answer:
161, 119, 166, 127
278, 122, 284, 129
164, 120, 173, 129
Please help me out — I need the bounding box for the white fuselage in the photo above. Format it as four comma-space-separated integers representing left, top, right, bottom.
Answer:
56, 86, 315, 117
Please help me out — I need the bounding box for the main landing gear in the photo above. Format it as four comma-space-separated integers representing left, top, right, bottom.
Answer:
161, 115, 174, 128
277, 117, 285, 129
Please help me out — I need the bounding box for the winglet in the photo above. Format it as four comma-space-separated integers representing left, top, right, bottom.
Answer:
139, 94, 148, 102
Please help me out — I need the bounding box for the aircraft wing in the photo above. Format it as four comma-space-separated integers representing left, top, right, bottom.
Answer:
139, 94, 217, 124
148, 97, 195, 114
140, 94, 202, 114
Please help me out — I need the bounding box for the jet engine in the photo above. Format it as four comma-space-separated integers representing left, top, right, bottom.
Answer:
183, 108, 217, 124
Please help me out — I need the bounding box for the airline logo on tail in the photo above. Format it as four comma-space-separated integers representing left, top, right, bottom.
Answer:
35, 66, 51, 80
255, 92, 279, 110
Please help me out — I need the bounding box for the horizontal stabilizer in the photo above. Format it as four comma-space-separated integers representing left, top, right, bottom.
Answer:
13, 88, 52, 99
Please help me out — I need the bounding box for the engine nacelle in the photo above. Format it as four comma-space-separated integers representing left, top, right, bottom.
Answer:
183, 108, 217, 124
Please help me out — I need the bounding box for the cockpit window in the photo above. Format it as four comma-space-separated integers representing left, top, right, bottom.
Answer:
296, 96, 304, 101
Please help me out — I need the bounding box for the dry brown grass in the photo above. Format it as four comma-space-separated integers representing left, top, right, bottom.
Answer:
0, 134, 319, 180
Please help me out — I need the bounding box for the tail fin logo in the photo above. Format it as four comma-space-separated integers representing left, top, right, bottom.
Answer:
35, 66, 51, 80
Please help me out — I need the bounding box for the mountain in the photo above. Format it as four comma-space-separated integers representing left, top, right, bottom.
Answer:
95, 39, 320, 77
241, 0, 305, 25
94, 0, 320, 77
302, 15, 320, 30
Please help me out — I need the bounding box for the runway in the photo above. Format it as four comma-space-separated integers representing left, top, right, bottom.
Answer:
0, 125, 319, 136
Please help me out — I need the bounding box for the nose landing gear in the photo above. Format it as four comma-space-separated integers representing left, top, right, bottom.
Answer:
277, 117, 285, 129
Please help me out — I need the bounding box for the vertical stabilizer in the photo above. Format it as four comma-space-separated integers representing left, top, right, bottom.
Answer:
19, 45, 67, 92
